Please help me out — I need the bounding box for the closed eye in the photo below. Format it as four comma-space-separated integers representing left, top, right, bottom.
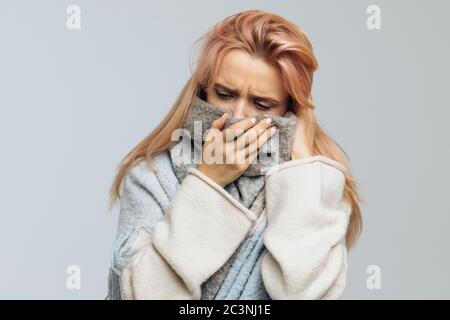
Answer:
215, 90, 271, 110
215, 90, 233, 99
254, 102, 271, 110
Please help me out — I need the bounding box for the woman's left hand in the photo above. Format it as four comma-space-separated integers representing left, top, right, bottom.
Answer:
291, 112, 313, 160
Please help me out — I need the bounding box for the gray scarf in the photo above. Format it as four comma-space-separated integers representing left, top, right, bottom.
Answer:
168, 94, 297, 299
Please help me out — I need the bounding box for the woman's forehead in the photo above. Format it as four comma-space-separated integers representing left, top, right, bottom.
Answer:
213, 50, 286, 99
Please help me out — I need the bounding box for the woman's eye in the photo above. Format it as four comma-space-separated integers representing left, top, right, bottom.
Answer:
255, 102, 271, 110
216, 90, 232, 99
216, 90, 271, 110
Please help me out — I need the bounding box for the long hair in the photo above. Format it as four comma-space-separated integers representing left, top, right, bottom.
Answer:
109, 9, 363, 249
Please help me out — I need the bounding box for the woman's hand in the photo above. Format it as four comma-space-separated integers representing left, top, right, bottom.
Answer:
291, 111, 313, 160
197, 114, 278, 187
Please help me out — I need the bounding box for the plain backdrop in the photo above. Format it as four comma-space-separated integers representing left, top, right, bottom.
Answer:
1, 0, 449, 299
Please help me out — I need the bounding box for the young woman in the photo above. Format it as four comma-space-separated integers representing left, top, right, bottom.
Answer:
106, 9, 362, 300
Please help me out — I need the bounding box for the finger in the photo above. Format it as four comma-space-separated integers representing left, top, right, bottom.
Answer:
235, 117, 276, 150
223, 117, 258, 142
243, 126, 277, 158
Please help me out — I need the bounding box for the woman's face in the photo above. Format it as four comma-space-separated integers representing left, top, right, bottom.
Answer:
206, 50, 289, 119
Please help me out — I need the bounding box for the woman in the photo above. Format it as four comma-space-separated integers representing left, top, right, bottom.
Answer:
106, 9, 362, 300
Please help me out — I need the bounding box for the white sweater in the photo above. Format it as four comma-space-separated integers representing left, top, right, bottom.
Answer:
116, 155, 351, 299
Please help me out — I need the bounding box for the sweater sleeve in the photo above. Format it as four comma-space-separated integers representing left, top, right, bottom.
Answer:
261, 155, 352, 300
118, 166, 257, 300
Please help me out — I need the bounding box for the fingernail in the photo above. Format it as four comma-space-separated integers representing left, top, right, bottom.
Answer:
265, 118, 272, 124
250, 117, 256, 123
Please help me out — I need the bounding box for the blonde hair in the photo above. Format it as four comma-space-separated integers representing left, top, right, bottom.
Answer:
109, 9, 363, 249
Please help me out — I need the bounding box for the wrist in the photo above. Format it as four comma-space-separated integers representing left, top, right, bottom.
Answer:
197, 165, 227, 188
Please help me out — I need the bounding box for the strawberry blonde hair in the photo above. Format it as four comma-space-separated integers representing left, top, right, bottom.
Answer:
109, 9, 362, 249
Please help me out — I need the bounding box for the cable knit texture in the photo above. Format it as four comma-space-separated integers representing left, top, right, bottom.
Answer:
106, 96, 352, 300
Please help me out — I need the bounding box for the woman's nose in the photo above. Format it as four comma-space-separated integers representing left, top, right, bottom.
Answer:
231, 100, 249, 119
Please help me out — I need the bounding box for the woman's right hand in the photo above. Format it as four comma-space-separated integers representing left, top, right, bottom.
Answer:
197, 113, 278, 187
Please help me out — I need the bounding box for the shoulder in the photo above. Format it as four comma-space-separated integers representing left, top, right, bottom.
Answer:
120, 150, 178, 204
111, 151, 175, 275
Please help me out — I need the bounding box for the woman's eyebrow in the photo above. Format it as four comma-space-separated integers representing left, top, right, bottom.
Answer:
214, 83, 281, 105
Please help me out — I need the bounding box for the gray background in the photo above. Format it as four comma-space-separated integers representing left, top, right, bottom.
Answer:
1, 0, 449, 299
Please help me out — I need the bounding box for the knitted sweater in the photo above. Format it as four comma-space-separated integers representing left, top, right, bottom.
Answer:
106, 149, 351, 299
168, 95, 298, 299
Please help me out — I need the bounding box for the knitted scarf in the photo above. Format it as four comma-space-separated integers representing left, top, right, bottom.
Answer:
169, 94, 297, 299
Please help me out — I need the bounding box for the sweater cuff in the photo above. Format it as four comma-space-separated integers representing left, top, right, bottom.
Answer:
151, 166, 257, 291
265, 155, 347, 178
186, 167, 258, 222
